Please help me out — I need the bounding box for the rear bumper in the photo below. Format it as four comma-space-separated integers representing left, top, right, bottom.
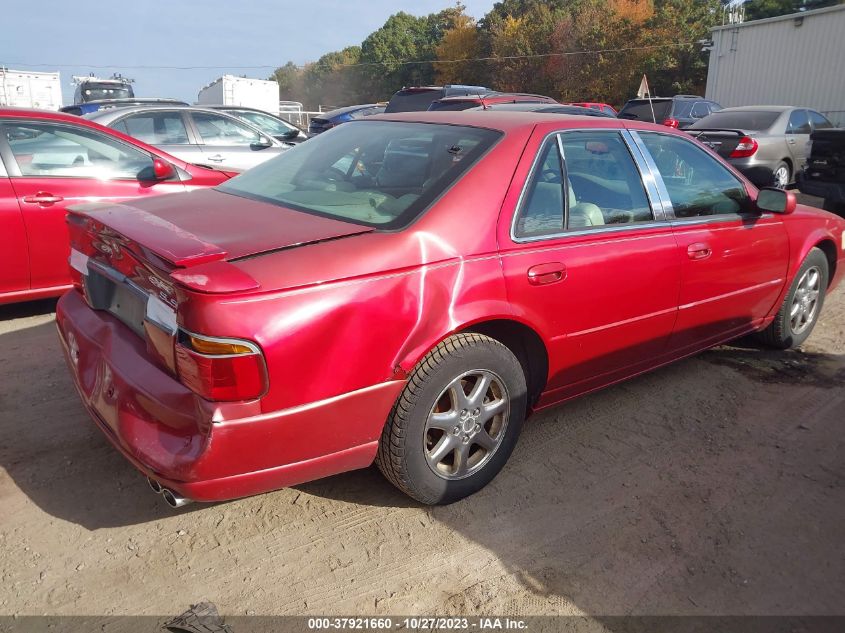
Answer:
728, 158, 782, 187
56, 291, 405, 502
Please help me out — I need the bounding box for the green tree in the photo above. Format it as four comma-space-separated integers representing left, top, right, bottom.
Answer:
269, 62, 304, 103
743, 0, 840, 20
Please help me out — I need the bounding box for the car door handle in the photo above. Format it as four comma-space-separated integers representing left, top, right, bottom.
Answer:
527, 262, 566, 285
23, 193, 64, 205
787, 138, 796, 144
687, 243, 712, 260
206, 154, 225, 162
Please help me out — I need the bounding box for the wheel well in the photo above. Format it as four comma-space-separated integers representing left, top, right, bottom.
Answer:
463, 320, 548, 409
815, 239, 838, 288
782, 157, 792, 171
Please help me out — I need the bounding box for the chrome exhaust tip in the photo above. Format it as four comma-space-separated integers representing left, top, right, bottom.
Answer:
147, 477, 163, 494
161, 488, 192, 508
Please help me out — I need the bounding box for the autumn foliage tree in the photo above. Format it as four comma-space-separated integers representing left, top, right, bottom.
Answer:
433, 11, 481, 85
269, 0, 722, 110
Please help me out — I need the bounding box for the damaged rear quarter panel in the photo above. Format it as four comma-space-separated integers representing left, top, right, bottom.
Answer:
174, 129, 532, 415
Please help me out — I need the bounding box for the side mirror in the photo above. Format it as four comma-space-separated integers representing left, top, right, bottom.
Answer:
282, 129, 300, 141
153, 158, 176, 180
756, 187, 797, 214
139, 157, 176, 182
251, 136, 273, 150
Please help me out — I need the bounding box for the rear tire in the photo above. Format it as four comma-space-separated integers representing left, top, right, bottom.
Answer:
772, 161, 791, 189
756, 248, 828, 349
376, 333, 527, 505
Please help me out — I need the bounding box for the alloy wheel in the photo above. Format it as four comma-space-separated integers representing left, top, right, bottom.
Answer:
424, 369, 510, 480
790, 265, 821, 335
774, 166, 790, 189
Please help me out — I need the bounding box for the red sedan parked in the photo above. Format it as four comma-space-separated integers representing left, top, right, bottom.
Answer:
566, 102, 618, 116
56, 111, 845, 507
0, 108, 234, 305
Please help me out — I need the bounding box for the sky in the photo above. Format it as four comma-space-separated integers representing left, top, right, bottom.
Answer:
2, 0, 498, 107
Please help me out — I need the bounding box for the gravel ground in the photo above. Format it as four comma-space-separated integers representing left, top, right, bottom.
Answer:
0, 283, 843, 619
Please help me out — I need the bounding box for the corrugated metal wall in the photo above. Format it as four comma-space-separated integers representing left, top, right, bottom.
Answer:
705, 4, 845, 125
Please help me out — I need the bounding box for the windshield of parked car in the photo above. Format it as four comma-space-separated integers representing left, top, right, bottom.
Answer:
617, 99, 672, 122
428, 100, 478, 112
231, 110, 298, 136
691, 110, 780, 131
218, 120, 501, 229
384, 90, 442, 113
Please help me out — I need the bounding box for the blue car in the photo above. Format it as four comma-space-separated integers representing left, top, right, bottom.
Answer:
307, 104, 386, 136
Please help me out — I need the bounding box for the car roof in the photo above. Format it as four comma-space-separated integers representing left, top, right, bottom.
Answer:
84, 104, 253, 122
372, 110, 635, 133
714, 105, 798, 113
204, 105, 277, 114
464, 103, 612, 117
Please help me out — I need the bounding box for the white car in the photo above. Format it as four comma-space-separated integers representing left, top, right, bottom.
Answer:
86, 106, 290, 172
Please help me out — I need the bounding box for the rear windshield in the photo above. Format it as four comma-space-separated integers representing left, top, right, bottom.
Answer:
428, 100, 477, 112
691, 110, 780, 131
618, 99, 671, 122
218, 121, 502, 230
385, 90, 442, 113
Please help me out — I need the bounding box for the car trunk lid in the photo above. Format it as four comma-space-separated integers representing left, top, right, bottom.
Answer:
71, 188, 373, 269
686, 129, 747, 159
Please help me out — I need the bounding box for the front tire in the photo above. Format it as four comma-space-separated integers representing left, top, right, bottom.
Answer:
757, 248, 829, 349
376, 333, 527, 504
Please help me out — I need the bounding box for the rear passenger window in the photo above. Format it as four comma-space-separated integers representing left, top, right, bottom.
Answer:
639, 132, 751, 218
787, 110, 811, 135
513, 140, 565, 238
560, 131, 653, 226
119, 112, 189, 145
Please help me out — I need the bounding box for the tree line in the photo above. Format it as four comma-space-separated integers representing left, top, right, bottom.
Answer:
269, 0, 842, 110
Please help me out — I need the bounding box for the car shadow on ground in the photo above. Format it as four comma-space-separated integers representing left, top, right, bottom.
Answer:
300, 343, 845, 615
0, 298, 58, 321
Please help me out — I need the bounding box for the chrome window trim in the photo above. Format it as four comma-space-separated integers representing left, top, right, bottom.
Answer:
510, 127, 665, 244
620, 129, 669, 222
668, 212, 774, 227
510, 132, 565, 243
625, 130, 673, 219
510, 220, 673, 244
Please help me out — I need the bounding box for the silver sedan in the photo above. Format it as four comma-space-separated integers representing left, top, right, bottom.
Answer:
688, 106, 833, 188
85, 106, 290, 172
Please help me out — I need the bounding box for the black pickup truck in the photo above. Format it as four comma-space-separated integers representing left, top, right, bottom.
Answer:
797, 128, 845, 217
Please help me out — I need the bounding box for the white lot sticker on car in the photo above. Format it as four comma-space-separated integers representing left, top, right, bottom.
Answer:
69, 249, 89, 275
145, 294, 177, 333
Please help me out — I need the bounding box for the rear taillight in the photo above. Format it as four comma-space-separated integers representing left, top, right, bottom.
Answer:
175, 330, 268, 401
662, 118, 680, 128
730, 136, 759, 158
68, 248, 89, 293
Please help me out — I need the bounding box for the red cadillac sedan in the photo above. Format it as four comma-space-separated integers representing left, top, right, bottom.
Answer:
56, 111, 845, 507
0, 107, 234, 305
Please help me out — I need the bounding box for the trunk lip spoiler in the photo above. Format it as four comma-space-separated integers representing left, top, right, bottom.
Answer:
68, 203, 228, 267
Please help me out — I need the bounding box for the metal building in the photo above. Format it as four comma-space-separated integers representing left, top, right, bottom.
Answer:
705, 4, 845, 125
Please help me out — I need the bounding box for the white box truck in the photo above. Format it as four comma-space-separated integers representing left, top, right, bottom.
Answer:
196, 75, 279, 114
0, 68, 63, 110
